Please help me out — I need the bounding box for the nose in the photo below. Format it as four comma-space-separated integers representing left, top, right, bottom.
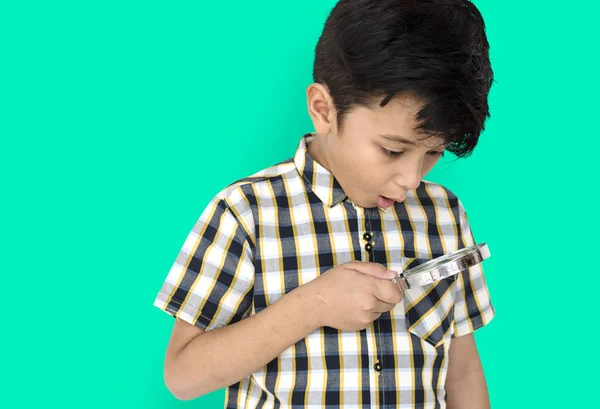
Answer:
400, 173, 421, 190
395, 157, 423, 190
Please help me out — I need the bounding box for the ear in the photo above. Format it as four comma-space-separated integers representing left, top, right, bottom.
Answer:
306, 83, 336, 136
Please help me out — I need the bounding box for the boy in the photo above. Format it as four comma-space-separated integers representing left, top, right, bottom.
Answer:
153, 0, 496, 408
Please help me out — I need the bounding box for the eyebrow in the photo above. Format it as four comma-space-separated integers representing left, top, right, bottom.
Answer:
379, 134, 447, 149
379, 134, 417, 145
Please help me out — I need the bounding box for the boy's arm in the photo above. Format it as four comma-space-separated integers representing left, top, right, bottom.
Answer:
163, 261, 402, 401
164, 287, 320, 401
445, 334, 490, 409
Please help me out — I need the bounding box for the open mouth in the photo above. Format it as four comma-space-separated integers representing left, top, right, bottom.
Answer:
377, 195, 400, 208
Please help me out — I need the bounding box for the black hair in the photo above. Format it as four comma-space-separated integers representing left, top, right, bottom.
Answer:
313, 0, 493, 157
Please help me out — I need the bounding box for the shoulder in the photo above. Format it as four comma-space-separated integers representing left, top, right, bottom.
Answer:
408, 180, 461, 207
402, 180, 471, 226
416, 180, 473, 229
199, 158, 300, 238
214, 157, 299, 204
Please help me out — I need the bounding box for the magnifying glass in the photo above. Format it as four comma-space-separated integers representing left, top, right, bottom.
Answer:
391, 243, 490, 289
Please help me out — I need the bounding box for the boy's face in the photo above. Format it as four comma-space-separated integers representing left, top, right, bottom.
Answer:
307, 86, 446, 209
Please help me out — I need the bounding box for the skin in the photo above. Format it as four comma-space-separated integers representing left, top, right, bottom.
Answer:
162, 83, 490, 408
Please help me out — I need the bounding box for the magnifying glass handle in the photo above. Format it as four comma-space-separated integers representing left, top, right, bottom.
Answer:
391, 274, 409, 291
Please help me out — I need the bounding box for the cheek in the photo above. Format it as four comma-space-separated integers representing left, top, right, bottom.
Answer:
339, 143, 384, 186
421, 157, 441, 176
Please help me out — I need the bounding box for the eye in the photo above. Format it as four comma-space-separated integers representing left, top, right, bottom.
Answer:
427, 151, 445, 157
381, 147, 404, 158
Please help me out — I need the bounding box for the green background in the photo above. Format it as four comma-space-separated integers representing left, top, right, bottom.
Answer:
2, 1, 598, 408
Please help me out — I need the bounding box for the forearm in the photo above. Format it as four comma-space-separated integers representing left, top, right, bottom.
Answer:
165, 286, 321, 400
446, 365, 490, 409
445, 333, 490, 409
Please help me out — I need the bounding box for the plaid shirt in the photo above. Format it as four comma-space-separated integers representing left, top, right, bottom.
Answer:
154, 133, 495, 409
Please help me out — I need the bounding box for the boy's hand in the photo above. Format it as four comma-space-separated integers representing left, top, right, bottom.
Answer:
299, 261, 405, 331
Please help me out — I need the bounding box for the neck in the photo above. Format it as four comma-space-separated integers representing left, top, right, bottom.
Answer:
307, 134, 332, 172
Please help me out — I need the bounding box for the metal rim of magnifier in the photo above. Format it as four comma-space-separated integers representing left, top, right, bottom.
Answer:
392, 243, 490, 289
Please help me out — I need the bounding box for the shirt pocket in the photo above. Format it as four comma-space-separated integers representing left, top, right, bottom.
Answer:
403, 257, 457, 348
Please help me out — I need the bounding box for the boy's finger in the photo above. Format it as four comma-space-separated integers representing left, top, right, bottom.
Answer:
373, 299, 396, 313
347, 261, 398, 279
374, 281, 405, 304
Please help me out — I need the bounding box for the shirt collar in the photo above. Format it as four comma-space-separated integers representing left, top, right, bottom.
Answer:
293, 133, 347, 208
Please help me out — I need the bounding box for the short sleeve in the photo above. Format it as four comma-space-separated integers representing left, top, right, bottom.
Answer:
153, 196, 255, 331
452, 200, 495, 337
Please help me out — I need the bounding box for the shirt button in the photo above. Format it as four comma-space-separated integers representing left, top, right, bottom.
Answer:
365, 242, 373, 252
374, 361, 382, 372
363, 232, 372, 241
